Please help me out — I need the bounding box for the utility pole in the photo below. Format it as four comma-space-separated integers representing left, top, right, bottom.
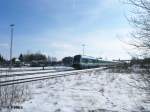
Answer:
82, 44, 85, 55
9, 24, 15, 71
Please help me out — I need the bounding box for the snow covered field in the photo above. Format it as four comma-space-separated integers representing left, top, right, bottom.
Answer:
8, 69, 150, 112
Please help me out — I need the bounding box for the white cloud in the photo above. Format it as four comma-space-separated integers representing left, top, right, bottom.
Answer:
50, 42, 74, 49
75, 28, 132, 60
33, 26, 133, 60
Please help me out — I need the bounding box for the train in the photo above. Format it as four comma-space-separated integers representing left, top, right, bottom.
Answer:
72, 55, 114, 69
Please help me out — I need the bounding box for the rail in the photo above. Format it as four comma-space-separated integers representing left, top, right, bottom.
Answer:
0, 69, 73, 78
0, 67, 106, 87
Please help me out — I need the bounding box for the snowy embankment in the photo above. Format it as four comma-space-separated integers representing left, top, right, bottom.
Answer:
13, 69, 150, 112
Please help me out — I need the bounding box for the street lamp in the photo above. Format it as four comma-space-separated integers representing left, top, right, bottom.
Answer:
9, 24, 15, 70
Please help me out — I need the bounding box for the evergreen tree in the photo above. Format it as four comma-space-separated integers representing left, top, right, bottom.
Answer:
19, 54, 23, 62
0, 54, 6, 65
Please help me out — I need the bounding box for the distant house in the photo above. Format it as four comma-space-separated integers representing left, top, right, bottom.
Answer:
62, 57, 73, 66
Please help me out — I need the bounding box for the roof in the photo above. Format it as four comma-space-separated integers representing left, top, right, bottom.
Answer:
81, 55, 97, 60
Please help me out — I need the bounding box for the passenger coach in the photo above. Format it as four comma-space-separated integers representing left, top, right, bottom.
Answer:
72, 55, 100, 69
72, 55, 114, 69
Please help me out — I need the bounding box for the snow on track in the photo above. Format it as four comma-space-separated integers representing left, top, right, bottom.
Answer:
0, 66, 74, 77
0, 69, 56, 76
0, 68, 104, 86
0, 66, 73, 73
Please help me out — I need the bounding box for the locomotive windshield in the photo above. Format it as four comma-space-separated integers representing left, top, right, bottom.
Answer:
73, 55, 81, 64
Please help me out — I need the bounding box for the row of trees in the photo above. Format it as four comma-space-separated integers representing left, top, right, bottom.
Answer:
18, 53, 47, 62
130, 57, 150, 67
0, 53, 74, 67
0, 54, 6, 64
0, 53, 58, 67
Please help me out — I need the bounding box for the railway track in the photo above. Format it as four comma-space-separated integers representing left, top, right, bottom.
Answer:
0, 69, 74, 78
0, 67, 105, 87
0, 67, 72, 73
0, 68, 54, 73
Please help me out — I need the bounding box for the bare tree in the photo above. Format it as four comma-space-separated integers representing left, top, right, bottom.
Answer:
127, 0, 150, 56
126, 0, 150, 108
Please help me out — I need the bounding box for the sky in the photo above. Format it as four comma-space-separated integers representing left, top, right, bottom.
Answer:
0, 0, 133, 60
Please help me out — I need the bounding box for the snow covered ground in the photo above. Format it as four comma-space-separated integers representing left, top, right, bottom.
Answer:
10, 69, 150, 112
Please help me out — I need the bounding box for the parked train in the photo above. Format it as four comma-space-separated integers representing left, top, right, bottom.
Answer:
72, 55, 114, 69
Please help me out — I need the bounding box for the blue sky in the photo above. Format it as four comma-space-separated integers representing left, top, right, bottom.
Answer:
0, 0, 132, 60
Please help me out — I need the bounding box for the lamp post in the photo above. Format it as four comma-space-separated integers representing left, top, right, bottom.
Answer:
9, 24, 15, 70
